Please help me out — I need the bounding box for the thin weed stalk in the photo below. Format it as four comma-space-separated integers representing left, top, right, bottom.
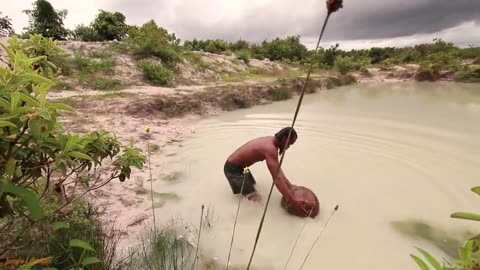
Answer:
298, 205, 339, 270
282, 208, 313, 270
226, 170, 248, 270
145, 127, 157, 230
192, 205, 205, 270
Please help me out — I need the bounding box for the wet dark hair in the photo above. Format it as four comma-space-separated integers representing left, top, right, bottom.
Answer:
274, 127, 297, 143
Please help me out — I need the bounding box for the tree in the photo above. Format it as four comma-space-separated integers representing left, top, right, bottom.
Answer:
261, 36, 308, 61
91, 10, 128, 41
72, 24, 101, 42
0, 12, 13, 37
23, 0, 69, 40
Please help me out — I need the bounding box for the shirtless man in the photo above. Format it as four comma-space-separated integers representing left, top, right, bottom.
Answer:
223, 127, 311, 217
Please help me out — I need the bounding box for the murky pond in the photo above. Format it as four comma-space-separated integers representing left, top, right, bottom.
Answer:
152, 82, 480, 270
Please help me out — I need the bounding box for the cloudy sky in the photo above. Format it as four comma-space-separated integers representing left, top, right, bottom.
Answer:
3, 0, 480, 50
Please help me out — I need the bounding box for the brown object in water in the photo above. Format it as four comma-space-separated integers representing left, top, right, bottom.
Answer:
281, 186, 320, 218
327, 0, 343, 14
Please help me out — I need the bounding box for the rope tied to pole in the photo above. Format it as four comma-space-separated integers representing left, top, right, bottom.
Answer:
246, 1, 343, 269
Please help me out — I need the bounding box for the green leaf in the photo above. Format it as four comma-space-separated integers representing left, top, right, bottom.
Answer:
81, 257, 101, 266
11, 92, 19, 111
458, 240, 474, 263
28, 118, 50, 139
451, 212, 480, 222
52, 221, 70, 231
0, 182, 43, 220
5, 158, 16, 177
42, 268, 58, 270
18, 92, 40, 107
16, 72, 53, 86
411, 255, 431, 270
471, 186, 480, 196
69, 239, 95, 252
63, 135, 80, 153
416, 248, 442, 270
0, 98, 10, 110
40, 110, 52, 120
67, 151, 93, 161
47, 103, 75, 112
0, 120, 17, 128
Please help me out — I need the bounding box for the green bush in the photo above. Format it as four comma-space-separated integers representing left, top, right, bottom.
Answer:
335, 56, 355, 74
128, 20, 181, 66
71, 53, 116, 74
220, 91, 252, 110
236, 50, 251, 64
269, 87, 292, 101
415, 64, 441, 82
7, 34, 68, 76
261, 35, 308, 62
455, 68, 480, 83
0, 37, 146, 259
72, 24, 102, 41
137, 59, 173, 86
91, 10, 128, 41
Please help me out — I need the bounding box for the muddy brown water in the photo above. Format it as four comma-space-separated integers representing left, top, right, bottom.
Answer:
149, 81, 480, 270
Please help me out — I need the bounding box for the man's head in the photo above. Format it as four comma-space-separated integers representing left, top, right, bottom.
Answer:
274, 127, 297, 155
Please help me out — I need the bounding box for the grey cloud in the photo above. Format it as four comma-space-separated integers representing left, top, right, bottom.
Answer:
105, 0, 480, 44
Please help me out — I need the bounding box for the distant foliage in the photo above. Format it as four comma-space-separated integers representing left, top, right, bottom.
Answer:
72, 24, 102, 42
92, 10, 128, 41
334, 56, 355, 74
261, 35, 308, 61
0, 12, 13, 37
236, 50, 251, 64
456, 67, 480, 83
184, 38, 230, 54
128, 20, 181, 66
137, 59, 173, 86
22, 0, 69, 40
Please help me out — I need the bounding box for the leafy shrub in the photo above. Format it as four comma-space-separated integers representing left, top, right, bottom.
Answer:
0, 38, 146, 258
71, 53, 116, 74
455, 47, 480, 59
137, 59, 173, 86
236, 50, 251, 64
368, 47, 394, 64
91, 10, 128, 41
261, 35, 308, 62
415, 64, 441, 82
7, 34, 68, 76
220, 91, 252, 110
334, 56, 355, 74
455, 68, 480, 83
128, 20, 181, 66
72, 24, 102, 41
269, 87, 292, 101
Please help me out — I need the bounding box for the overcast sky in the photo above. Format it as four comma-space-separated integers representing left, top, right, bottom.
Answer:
3, 0, 480, 50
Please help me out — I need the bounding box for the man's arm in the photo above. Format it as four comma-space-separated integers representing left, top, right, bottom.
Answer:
265, 152, 295, 202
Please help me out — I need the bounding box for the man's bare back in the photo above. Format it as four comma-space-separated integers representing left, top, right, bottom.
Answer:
227, 136, 276, 168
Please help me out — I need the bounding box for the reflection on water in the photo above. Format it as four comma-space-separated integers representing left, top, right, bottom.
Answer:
391, 219, 476, 258
149, 82, 480, 270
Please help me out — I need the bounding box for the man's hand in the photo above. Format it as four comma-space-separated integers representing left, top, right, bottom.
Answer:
291, 199, 313, 218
